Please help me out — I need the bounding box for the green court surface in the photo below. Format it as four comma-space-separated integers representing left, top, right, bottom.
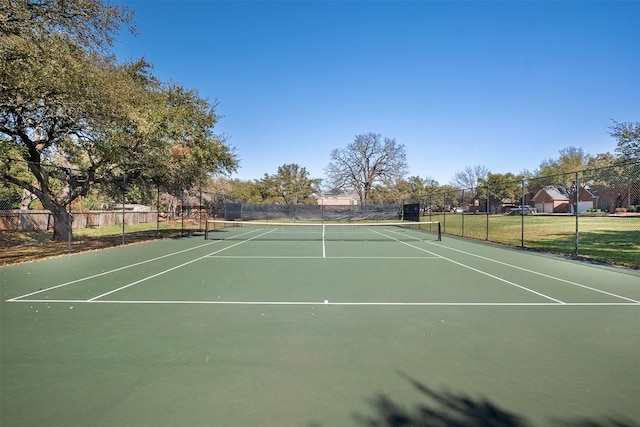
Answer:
1, 226, 639, 426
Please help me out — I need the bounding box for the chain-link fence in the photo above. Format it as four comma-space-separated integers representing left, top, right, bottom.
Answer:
0, 199, 13, 210
2, 161, 638, 267
422, 162, 639, 267
0, 190, 217, 231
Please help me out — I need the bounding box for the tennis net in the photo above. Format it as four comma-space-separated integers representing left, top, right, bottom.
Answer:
204, 220, 441, 242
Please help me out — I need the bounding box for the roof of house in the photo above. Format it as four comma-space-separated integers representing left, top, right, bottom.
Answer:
533, 186, 599, 202
534, 186, 569, 201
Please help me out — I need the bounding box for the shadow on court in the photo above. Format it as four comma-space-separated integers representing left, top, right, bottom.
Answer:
310, 372, 639, 427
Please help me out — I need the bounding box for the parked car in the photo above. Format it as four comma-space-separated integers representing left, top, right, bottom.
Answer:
451, 207, 464, 213
509, 206, 537, 215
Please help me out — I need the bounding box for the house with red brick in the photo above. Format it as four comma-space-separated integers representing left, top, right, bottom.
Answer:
532, 186, 598, 213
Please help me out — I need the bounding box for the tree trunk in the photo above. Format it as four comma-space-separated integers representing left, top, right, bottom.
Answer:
48, 204, 72, 241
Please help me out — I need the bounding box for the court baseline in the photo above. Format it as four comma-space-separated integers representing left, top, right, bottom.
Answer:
8, 299, 637, 307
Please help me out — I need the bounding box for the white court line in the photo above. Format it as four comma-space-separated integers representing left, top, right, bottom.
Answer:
86, 228, 278, 302
371, 228, 566, 304
6, 240, 224, 302
7, 226, 273, 302
207, 255, 442, 259
427, 241, 640, 304
322, 223, 326, 258
8, 299, 640, 307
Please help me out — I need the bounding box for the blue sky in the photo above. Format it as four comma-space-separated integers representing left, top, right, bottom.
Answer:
115, 0, 639, 186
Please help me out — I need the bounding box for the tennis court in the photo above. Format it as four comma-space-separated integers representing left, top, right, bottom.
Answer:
1, 221, 639, 426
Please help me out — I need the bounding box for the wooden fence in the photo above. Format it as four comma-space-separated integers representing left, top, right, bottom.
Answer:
0, 210, 160, 232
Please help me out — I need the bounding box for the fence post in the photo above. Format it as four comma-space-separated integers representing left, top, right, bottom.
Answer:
575, 171, 579, 257
156, 183, 160, 235
68, 179, 72, 253
181, 189, 185, 236
121, 175, 126, 245
199, 188, 203, 232
521, 179, 525, 248
486, 186, 490, 240
461, 188, 465, 237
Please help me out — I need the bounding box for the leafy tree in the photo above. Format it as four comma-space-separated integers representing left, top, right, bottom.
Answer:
144, 86, 237, 196
584, 159, 634, 211
585, 124, 639, 210
0, 143, 31, 208
260, 164, 320, 205
1, 2, 135, 240
227, 179, 263, 204
0, 0, 237, 240
370, 178, 411, 205
0, 179, 20, 208
587, 152, 618, 169
1, 0, 135, 54
438, 185, 460, 211
406, 176, 427, 204
535, 146, 591, 188
422, 179, 441, 211
531, 146, 596, 212
325, 132, 408, 206
405, 175, 440, 211
477, 173, 522, 213
610, 120, 640, 161
2, 0, 133, 237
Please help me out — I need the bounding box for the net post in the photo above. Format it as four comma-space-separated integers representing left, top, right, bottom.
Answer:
437, 221, 442, 241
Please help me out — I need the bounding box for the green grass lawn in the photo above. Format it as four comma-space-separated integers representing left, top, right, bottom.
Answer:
426, 213, 640, 268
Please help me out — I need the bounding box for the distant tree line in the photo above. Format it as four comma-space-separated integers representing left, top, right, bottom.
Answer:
1, 1, 637, 239
220, 123, 638, 213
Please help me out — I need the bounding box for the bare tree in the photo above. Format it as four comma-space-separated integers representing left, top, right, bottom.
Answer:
325, 133, 408, 206
450, 164, 488, 203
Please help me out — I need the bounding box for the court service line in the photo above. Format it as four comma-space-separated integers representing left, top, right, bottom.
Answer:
427, 241, 640, 304
207, 255, 442, 259
372, 229, 566, 304
6, 239, 225, 302
87, 229, 278, 302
